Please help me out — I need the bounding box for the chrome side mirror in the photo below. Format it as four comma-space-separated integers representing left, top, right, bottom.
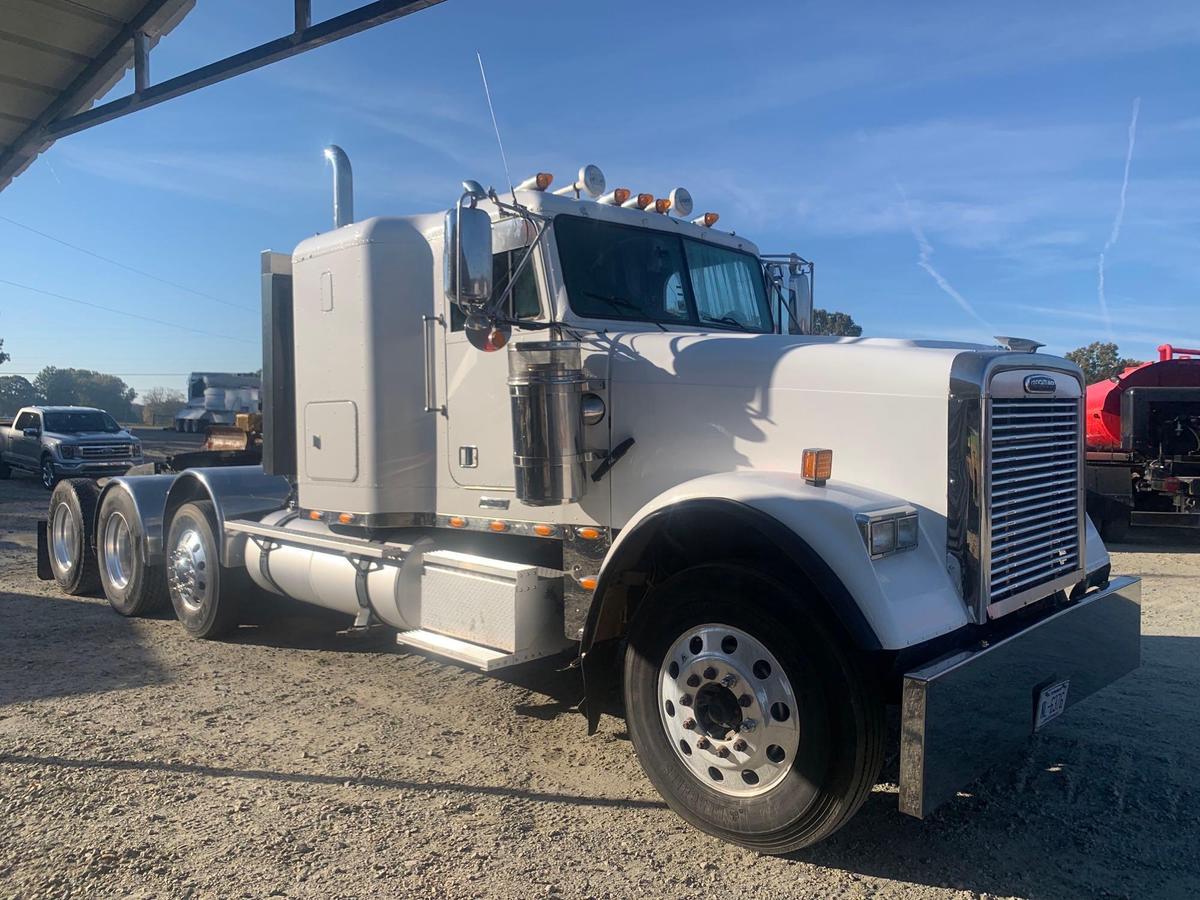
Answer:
787, 270, 812, 335
444, 190, 492, 313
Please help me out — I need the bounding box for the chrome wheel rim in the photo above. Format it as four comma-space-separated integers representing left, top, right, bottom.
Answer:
41, 459, 55, 488
658, 623, 800, 798
102, 511, 134, 590
50, 502, 76, 573
168, 528, 207, 611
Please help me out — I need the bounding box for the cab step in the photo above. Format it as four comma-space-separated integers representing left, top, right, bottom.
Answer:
395, 628, 567, 671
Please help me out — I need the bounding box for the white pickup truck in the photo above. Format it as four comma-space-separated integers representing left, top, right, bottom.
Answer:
1, 405, 143, 489
37, 151, 1141, 853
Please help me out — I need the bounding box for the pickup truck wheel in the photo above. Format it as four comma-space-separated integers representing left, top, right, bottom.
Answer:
47, 479, 102, 595
97, 489, 168, 617
166, 500, 242, 638
40, 454, 59, 490
623, 564, 884, 854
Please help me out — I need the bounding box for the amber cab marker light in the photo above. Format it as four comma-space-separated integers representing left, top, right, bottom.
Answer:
516, 172, 553, 191
337, 513, 354, 525
692, 212, 720, 227
576, 526, 601, 540
449, 516, 467, 528
533, 524, 556, 537
489, 520, 509, 533
802, 448, 833, 487
653, 198, 672, 214
580, 576, 598, 591
308, 510, 322, 521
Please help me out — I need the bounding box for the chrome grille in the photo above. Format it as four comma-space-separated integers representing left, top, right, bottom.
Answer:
81, 443, 132, 459
987, 398, 1082, 608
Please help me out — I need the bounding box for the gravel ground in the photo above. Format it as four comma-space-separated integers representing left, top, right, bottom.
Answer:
1, 465, 1197, 899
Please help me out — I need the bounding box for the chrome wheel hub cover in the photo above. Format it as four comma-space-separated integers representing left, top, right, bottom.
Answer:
50, 502, 76, 573
168, 529, 207, 611
102, 511, 134, 590
658, 623, 800, 798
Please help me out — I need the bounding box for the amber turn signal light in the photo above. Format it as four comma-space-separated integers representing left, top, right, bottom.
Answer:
802, 448, 833, 486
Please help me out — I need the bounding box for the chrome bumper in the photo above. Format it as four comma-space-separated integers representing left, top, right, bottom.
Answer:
898, 575, 1141, 818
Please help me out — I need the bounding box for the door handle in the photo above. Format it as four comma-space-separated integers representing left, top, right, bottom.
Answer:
422, 314, 446, 414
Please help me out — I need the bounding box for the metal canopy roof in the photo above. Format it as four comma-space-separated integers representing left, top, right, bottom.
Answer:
0, 0, 445, 193
0, 0, 195, 191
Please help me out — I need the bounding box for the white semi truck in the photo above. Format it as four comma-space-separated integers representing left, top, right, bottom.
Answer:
37, 149, 1141, 852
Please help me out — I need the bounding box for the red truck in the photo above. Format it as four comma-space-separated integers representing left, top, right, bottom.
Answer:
1085, 344, 1200, 538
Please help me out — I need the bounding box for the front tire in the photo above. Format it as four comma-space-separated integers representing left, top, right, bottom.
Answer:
97, 488, 168, 616
623, 564, 884, 854
47, 479, 102, 595
40, 454, 59, 490
166, 500, 243, 638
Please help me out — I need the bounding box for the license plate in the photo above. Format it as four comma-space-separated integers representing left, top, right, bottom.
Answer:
1034, 679, 1070, 730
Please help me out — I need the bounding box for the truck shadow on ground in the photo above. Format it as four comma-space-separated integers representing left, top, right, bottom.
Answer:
0, 750, 668, 811
0, 591, 172, 706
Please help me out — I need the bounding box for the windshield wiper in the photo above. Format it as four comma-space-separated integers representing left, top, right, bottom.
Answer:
583, 292, 667, 332
700, 315, 749, 332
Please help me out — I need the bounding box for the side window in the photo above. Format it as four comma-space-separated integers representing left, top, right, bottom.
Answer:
450, 249, 540, 331
14, 412, 34, 431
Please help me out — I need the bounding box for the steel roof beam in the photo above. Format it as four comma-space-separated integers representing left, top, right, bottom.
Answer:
47, 0, 446, 140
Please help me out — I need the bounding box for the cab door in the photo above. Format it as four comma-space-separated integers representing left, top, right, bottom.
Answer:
443, 241, 543, 489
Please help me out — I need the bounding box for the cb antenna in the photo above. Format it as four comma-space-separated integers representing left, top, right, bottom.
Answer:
476, 52, 515, 204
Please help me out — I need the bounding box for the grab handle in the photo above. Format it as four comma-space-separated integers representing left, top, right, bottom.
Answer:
422, 314, 445, 414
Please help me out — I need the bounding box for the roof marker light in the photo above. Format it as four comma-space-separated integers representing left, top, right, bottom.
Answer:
653, 198, 671, 214
692, 212, 720, 227
623, 192, 655, 210
598, 188, 631, 206
553, 164, 606, 198
517, 172, 554, 191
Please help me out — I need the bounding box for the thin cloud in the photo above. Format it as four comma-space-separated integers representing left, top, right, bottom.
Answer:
895, 183, 994, 335
1097, 97, 1141, 339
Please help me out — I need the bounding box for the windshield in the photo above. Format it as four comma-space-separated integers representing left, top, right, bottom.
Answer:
43, 411, 121, 434
555, 216, 772, 331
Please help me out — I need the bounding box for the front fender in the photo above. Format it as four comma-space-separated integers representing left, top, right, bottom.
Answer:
587, 471, 971, 654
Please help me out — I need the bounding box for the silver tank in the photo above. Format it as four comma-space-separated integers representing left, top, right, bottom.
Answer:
507, 341, 589, 505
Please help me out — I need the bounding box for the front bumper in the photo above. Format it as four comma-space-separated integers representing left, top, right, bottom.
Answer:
57, 458, 142, 477
898, 575, 1141, 818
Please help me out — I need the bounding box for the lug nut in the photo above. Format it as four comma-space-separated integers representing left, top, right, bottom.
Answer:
679, 694, 693, 707
733, 739, 747, 752
681, 718, 696, 730
686, 674, 701, 688
722, 673, 738, 688
715, 745, 730, 758
696, 737, 711, 750
740, 718, 757, 733
738, 694, 753, 708
702, 666, 718, 681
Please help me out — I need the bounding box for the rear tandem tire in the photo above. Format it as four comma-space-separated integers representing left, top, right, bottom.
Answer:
165, 500, 244, 638
46, 479, 102, 595
623, 563, 884, 854
97, 488, 168, 617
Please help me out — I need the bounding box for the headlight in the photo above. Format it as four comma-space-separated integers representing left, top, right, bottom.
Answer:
58, 444, 78, 460
856, 507, 919, 560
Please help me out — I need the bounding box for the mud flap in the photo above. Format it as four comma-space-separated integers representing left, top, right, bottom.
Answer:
36, 519, 52, 580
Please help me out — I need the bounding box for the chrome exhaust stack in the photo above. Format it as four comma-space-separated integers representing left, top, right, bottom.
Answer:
323, 145, 353, 229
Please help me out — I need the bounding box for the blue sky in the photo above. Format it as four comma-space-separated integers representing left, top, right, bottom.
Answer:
1, 0, 1198, 399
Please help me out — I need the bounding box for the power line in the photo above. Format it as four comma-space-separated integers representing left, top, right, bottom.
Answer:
1, 372, 191, 377
0, 215, 256, 312
0, 278, 259, 344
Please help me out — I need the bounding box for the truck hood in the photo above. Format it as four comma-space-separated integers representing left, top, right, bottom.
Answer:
602, 332, 1051, 524
46, 430, 133, 442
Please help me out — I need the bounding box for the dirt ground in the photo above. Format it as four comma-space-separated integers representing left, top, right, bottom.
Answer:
1, 448, 1198, 899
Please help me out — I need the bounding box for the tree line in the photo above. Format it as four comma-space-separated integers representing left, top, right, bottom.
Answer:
0, 364, 182, 423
